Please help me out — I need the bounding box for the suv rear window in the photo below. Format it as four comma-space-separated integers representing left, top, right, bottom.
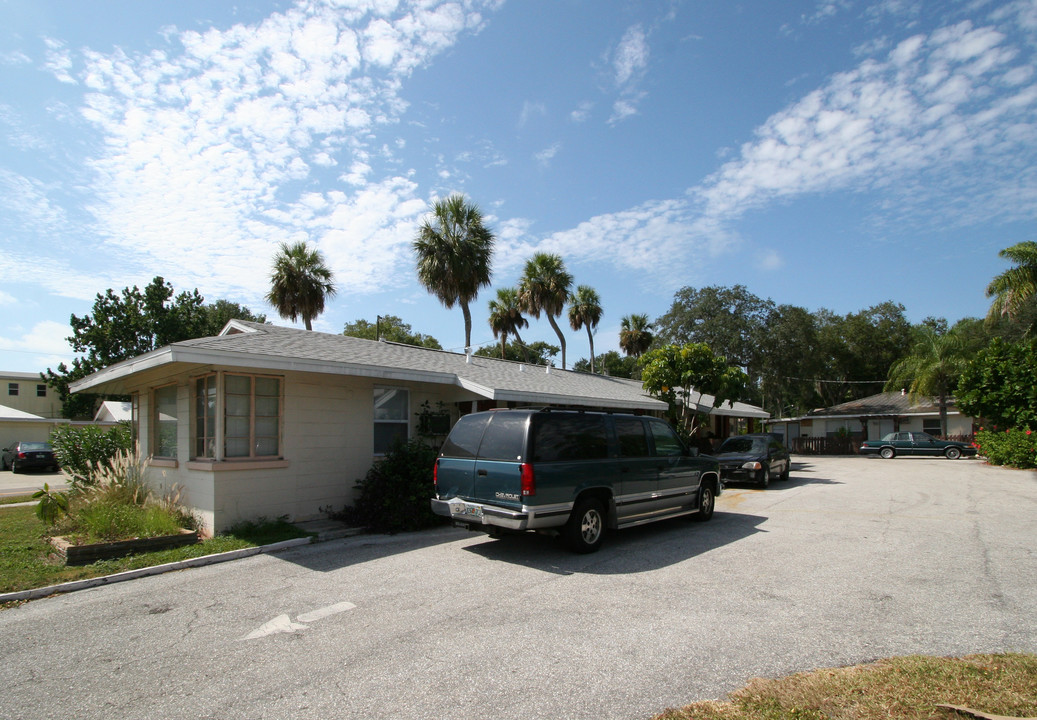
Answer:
477, 413, 528, 461
440, 413, 491, 458
532, 414, 608, 462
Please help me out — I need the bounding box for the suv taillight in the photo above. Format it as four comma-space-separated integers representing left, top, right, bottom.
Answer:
520, 463, 535, 497
433, 458, 439, 489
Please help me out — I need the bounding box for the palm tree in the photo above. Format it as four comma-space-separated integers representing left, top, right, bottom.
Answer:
619, 313, 654, 358
518, 252, 573, 369
265, 241, 337, 331
987, 240, 1037, 332
413, 194, 495, 351
884, 326, 972, 437
488, 288, 530, 361
568, 285, 603, 373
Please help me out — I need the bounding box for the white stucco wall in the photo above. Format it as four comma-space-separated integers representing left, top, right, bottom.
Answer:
133, 367, 472, 535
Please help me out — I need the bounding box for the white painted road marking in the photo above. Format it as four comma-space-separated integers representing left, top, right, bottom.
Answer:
297, 601, 357, 623
242, 601, 357, 640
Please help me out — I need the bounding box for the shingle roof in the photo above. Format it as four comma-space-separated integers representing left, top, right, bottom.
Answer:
805, 391, 958, 418
72, 320, 669, 412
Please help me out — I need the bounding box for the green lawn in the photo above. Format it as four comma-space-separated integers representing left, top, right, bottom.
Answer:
0, 505, 313, 597
655, 653, 1037, 720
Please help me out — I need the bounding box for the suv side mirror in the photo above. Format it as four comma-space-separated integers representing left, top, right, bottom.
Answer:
686, 446, 699, 457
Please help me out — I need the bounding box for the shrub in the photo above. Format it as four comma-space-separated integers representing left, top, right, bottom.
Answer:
340, 438, 442, 534
49, 448, 197, 542
50, 423, 133, 491
32, 483, 69, 525
973, 428, 1037, 469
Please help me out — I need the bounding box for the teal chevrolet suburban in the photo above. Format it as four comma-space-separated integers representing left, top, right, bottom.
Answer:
430, 408, 721, 553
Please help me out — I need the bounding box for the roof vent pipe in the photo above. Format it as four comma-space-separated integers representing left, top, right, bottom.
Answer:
546, 364, 551, 375
519, 364, 525, 372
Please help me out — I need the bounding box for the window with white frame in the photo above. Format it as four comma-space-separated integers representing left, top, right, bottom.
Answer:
374, 387, 409, 454
153, 384, 178, 459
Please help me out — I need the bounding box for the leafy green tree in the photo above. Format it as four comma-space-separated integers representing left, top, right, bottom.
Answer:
813, 302, 914, 406
567, 285, 602, 373
639, 343, 749, 435
654, 285, 774, 373
474, 339, 559, 365
343, 316, 442, 349
885, 326, 974, 436
44, 277, 262, 418
619, 313, 654, 358
414, 194, 495, 351
572, 351, 637, 378
957, 337, 1037, 430
266, 240, 337, 330
986, 240, 1037, 333
201, 299, 266, 335
519, 252, 573, 368
487, 288, 530, 361
757, 304, 825, 417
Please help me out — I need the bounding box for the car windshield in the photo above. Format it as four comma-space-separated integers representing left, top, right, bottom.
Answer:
20, 442, 52, 451
718, 437, 766, 454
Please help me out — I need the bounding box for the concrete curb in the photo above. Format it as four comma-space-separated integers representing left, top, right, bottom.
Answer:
0, 535, 325, 605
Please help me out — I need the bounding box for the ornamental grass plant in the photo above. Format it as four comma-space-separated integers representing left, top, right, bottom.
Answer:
48, 449, 197, 544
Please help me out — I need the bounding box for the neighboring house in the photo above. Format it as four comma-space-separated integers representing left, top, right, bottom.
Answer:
0, 404, 61, 452
0, 371, 62, 419
94, 401, 133, 423
767, 390, 976, 450
70, 320, 677, 535
683, 389, 771, 444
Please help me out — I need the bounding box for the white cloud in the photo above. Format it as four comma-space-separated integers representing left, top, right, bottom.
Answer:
518, 100, 546, 127
534, 142, 561, 166
0, 290, 15, 305
570, 101, 593, 123
57, 0, 499, 307
607, 24, 650, 124
691, 18, 1037, 234
0, 321, 74, 360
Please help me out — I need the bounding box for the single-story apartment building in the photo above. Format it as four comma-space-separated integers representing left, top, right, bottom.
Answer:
766, 390, 975, 450
71, 320, 762, 535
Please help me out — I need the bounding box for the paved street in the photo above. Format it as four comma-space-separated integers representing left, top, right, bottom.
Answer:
2, 456, 1035, 720
0, 468, 66, 498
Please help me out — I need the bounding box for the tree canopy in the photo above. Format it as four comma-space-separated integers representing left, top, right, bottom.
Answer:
986, 240, 1037, 332
44, 277, 265, 418
568, 285, 602, 373
265, 240, 337, 330
343, 316, 442, 349
414, 194, 495, 351
474, 339, 559, 365
639, 343, 749, 435
956, 337, 1037, 430
518, 252, 573, 368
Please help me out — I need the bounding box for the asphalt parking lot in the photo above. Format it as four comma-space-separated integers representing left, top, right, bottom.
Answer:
0, 467, 66, 497
2, 455, 1035, 719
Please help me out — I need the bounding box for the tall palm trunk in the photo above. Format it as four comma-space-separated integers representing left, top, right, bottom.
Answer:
585, 326, 596, 373
547, 314, 567, 369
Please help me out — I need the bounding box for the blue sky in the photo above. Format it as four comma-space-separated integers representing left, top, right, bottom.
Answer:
1, 0, 1036, 374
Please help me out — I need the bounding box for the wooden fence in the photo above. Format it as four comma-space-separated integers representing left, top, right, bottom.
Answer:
791, 434, 975, 455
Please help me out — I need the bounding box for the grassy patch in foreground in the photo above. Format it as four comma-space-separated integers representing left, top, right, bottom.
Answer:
0, 506, 313, 596
655, 653, 1037, 720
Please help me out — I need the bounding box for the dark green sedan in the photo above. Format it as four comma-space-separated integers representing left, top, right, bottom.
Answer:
860, 431, 976, 460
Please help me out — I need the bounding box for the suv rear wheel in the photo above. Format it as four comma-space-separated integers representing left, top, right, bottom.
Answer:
692, 482, 715, 522
564, 497, 606, 553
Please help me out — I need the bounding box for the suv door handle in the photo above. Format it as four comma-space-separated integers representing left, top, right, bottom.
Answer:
477, 469, 488, 476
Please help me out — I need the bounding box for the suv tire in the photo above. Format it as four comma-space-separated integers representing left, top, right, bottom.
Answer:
692, 482, 715, 522
564, 497, 606, 554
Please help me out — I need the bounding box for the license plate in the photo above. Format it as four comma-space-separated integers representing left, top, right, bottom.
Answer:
451, 502, 483, 519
